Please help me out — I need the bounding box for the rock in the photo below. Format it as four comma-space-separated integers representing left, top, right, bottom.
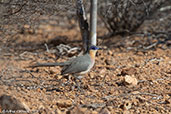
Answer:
107, 50, 113, 55
120, 101, 132, 110
131, 91, 140, 94
124, 75, 138, 86
105, 59, 115, 66
0, 94, 30, 114
89, 72, 95, 78
67, 106, 85, 114
91, 111, 98, 114
121, 67, 137, 76
99, 108, 111, 114
56, 99, 72, 108
123, 110, 130, 114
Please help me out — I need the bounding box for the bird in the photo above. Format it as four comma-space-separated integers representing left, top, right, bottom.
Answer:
30, 45, 99, 76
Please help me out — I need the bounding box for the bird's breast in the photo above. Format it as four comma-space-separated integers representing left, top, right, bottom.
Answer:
80, 58, 95, 74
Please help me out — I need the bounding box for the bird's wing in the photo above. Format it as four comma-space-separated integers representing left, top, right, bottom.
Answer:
61, 54, 92, 75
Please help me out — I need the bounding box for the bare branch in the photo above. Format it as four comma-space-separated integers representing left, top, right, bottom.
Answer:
76, 0, 89, 52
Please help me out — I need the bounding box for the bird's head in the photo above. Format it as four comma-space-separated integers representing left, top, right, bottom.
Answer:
89, 45, 99, 50
89, 45, 99, 59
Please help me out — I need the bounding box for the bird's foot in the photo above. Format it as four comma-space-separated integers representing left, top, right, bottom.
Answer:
77, 76, 84, 80
61, 75, 72, 87
72, 76, 84, 92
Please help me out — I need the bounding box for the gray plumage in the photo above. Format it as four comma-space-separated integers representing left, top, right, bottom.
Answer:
61, 53, 93, 75
30, 53, 94, 75
30, 45, 99, 76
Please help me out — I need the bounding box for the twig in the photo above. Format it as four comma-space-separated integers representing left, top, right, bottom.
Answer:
160, 6, 171, 11
103, 92, 163, 101
141, 0, 149, 16
143, 42, 158, 50
80, 103, 106, 109
3, 1, 27, 17
44, 43, 50, 53
96, 65, 122, 71
129, 0, 136, 6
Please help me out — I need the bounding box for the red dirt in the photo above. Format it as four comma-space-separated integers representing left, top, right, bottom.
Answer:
0, 22, 171, 114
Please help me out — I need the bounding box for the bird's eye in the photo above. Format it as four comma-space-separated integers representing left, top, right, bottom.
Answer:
90, 46, 99, 50
91, 46, 96, 50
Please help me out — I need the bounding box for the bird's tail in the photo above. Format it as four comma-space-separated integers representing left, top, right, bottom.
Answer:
28, 61, 71, 68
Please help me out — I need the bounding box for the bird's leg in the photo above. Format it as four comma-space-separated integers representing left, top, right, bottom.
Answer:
60, 75, 72, 87
77, 75, 84, 81
73, 75, 84, 91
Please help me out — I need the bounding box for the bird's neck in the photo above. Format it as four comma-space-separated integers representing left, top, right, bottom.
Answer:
89, 50, 97, 59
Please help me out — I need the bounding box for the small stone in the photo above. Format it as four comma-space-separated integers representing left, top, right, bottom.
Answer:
55, 108, 62, 114
56, 99, 72, 108
121, 67, 137, 76
107, 50, 113, 55
0, 94, 30, 113
105, 59, 115, 65
123, 110, 130, 114
91, 111, 98, 114
89, 72, 95, 78
24, 24, 30, 29
99, 108, 111, 114
124, 75, 138, 86
120, 102, 132, 110
68, 106, 85, 114
99, 69, 106, 74
131, 91, 140, 94
136, 96, 146, 103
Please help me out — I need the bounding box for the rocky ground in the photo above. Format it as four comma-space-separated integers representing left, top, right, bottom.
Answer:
0, 7, 171, 114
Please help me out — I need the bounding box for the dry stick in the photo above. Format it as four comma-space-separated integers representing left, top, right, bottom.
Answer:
96, 65, 116, 69
76, 0, 89, 52
103, 92, 163, 101
3, 1, 27, 17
